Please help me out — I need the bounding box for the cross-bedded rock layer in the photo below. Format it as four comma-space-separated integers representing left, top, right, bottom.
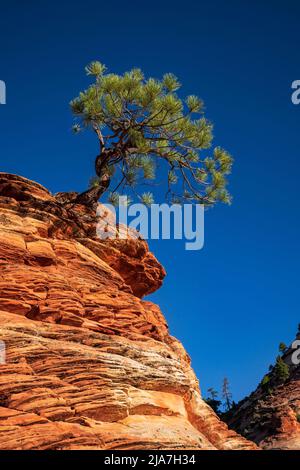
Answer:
0, 173, 256, 450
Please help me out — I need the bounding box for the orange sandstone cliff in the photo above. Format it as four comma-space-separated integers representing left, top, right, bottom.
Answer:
0, 173, 257, 450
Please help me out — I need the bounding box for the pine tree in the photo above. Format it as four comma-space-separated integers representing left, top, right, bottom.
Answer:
222, 377, 233, 411
205, 388, 221, 414
274, 356, 290, 383
71, 61, 233, 206
207, 387, 218, 400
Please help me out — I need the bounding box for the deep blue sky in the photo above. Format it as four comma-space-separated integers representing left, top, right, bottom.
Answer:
0, 0, 299, 403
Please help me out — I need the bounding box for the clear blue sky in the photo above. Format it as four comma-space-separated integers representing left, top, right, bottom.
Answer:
0, 0, 299, 403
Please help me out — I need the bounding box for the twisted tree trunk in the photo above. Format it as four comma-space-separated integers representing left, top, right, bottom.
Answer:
75, 174, 110, 206
74, 151, 112, 206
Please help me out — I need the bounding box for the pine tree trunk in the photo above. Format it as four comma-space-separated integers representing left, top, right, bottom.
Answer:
74, 185, 107, 206
74, 151, 112, 206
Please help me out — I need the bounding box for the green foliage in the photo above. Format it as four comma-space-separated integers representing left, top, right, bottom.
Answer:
296, 413, 300, 423
71, 61, 233, 205
279, 342, 287, 353
186, 95, 203, 113
107, 192, 120, 206
274, 356, 290, 383
168, 170, 178, 184
140, 156, 155, 180
108, 192, 132, 207
85, 61, 107, 76
141, 192, 154, 206
261, 374, 270, 387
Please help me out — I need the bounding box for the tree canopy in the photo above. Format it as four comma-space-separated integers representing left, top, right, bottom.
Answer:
71, 61, 233, 206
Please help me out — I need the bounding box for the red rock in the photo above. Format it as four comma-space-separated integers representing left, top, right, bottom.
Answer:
0, 173, 257, 450
225, 338, 300, 449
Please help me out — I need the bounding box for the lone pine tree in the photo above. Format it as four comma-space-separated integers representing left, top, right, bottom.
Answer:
71, 61, 233, 207
222, 377, 233, 411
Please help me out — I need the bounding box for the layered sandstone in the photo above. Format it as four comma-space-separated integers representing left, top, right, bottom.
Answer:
0, 173, 257, 450
225, 337, 300, 449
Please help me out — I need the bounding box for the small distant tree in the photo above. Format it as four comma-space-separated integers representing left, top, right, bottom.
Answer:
70, 61, 233, 206
222, 377, 233, 411
205, 388, 222, 414
207, 387, 218, 400
260, 375, 274, 395
279, 342, 287, 354
274, 356, 290, 383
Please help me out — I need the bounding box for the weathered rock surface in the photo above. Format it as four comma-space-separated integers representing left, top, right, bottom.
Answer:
225, 335, 300, 449
0, 173, 257, 450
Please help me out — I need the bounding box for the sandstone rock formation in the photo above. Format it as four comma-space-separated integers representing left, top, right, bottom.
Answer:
0, 173, 257, 450
225, 336, 300, 449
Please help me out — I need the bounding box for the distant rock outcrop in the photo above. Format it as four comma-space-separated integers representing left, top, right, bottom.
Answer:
225, 334, 300, 449
0, 173, 257, 450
